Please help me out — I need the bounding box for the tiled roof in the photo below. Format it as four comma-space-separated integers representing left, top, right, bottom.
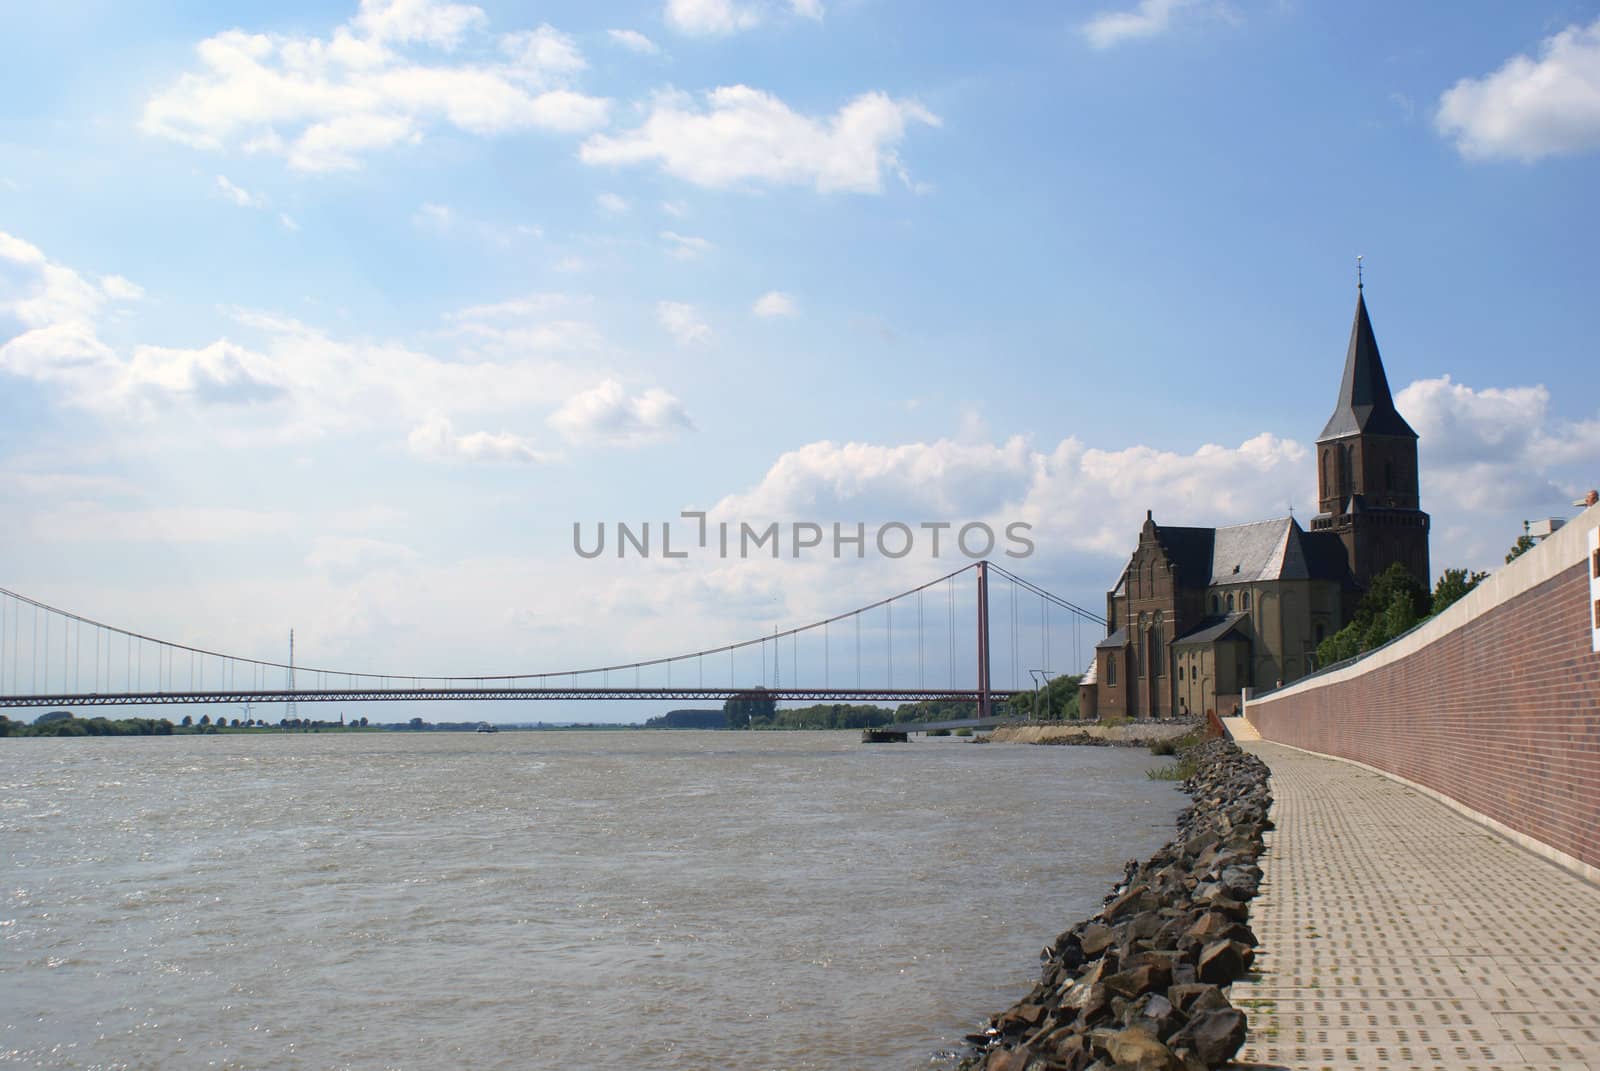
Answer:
1173, 613, 1251, 646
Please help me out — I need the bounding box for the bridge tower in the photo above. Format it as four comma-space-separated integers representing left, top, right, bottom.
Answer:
977, 560, 992, 718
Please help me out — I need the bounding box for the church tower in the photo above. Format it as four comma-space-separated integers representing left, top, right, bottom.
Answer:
1310, 285, 1430, 596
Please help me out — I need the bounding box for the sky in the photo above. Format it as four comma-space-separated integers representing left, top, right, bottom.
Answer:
2, 0, 1598, 721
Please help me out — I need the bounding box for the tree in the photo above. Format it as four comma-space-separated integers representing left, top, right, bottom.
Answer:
358, 716, 368, 728
1432, 567, 1488, 615
198, 714, 211, 727
1316, 562, 1431, 668
723, 689, 776, 729
181, 714, 193, 727
1505, 522, 1536, 564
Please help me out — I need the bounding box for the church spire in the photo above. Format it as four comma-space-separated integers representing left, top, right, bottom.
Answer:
1317, 287, 1417, 442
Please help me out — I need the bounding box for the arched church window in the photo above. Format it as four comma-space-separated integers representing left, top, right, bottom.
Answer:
1321, 452, 1329, 497
1227, 592, 1235, 612
1242, 591, 1251, 611
1210, 594, 1219, 614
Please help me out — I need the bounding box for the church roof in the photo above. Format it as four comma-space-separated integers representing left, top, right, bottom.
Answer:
1173, 613, 1251, 647
1150, 516, 1352, 588
1317, 290, 1417, 442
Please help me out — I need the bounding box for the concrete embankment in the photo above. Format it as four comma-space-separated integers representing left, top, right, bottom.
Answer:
989, 721, 1200, 747
959, 739, 1271, 1071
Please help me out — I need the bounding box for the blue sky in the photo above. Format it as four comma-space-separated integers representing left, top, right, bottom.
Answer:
2, 0, 1598, 719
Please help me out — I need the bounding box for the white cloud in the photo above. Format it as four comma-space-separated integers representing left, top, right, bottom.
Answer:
142, 3, 610, 172
413, 201, 454, 229
661, 199, 689, 218
656, 300, 712, 345
1436, 17, 1600, 161
660, 229, 712, 259
216, 174, 263, 207
752, 290, 796, 317
1398, 375, 1598, 508
596, 191, 630, 214
548, 378, 694, 445
665, 0, 762, 36
580, 86, 939, 193
353, 0, 487, 48
607, 28, 660, 54
407, 416, 559, 463
1083, 0, 1197, 49
279, 212, 301, 231
0, 230, 604, 438
790, 0, 824, 19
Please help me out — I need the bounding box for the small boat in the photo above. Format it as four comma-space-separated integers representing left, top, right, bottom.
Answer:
476, 722, 499, 733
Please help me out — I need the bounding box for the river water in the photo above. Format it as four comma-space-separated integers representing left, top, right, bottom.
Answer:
1, 731, 1182, 1070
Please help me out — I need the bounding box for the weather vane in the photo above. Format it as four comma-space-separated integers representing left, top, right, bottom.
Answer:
1357, 254, 1364, 291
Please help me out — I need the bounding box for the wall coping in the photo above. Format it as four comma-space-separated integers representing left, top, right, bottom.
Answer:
1250, 502, 1600, 705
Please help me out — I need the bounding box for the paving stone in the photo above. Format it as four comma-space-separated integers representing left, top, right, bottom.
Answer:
1230, 742, 1600, 1071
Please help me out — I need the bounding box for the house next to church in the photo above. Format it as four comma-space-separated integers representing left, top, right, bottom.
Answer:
1078, 287, 1431, 721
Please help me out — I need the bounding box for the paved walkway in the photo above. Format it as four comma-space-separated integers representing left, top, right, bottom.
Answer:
1231, 742, 1600, 1071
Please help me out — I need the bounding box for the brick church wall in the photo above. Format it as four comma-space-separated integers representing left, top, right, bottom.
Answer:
1246, 507, 1600, 876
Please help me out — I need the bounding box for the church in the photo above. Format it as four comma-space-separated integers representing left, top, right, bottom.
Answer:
1078, 286, 1431, 720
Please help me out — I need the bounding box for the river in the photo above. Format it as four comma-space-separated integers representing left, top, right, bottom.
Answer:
1, 730, 1183, 1070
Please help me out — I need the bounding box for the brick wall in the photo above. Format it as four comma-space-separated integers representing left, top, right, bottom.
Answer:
1247, 507, 1600, 874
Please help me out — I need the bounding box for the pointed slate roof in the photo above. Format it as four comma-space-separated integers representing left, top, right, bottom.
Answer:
1317, 290, 1417, 442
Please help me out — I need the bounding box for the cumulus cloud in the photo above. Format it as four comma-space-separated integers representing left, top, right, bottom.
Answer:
141, 1, 610, 171
656, 300, 712, 345
1083, 0, 1199, 49
0, 230, 599, 436
580, 86, 939, 193
660, 230, 711, 259
665, 0, 762, 36
752, 290, 797, 317
407, 416, 559, 463
548, 378, 694, 445
595, 191, 630, 214
1436, 18, 1600, 161
607, 28, 660, 54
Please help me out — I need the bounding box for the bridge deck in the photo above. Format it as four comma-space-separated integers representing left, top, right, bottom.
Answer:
0, 688, 1021, 709
1234, 741, 1600, 1071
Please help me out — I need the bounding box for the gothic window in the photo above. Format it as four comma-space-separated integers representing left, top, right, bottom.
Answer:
1321, 451, 1329, 497
1227, 592, 1235, 612
1242, 591, 1251, 611
1107, 654, 1116, 687
1178, 664, 1185, 681
1210, 594, 1220, 614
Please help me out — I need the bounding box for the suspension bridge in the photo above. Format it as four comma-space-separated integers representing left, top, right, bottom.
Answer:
0, 561, 1104, 716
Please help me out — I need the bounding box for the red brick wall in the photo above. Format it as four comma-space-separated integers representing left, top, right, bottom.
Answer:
1248, 559, 1600, 871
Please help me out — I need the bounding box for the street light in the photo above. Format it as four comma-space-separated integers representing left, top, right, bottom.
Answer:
1028, 669, 1056, 721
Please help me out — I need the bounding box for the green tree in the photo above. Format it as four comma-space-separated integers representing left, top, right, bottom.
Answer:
1505, 524, 1536, 564
181, 714, 193, 727
198, 714, 211, 727
723, 689, 777, 729
1316, 562, 1430, 668
1432, 567, 1488, 615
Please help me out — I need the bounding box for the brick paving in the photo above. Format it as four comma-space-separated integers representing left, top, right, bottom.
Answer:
1230, 742, 1600, 1071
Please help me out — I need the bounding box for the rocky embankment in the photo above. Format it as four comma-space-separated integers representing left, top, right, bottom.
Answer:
958, 739, 1272, 1071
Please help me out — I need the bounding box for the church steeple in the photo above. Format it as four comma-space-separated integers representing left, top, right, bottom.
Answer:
1309, 280, 1430, 595
1317, 290, 1416, 443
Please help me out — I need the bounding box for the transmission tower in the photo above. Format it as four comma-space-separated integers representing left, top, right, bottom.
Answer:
286, 629, 297, 721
